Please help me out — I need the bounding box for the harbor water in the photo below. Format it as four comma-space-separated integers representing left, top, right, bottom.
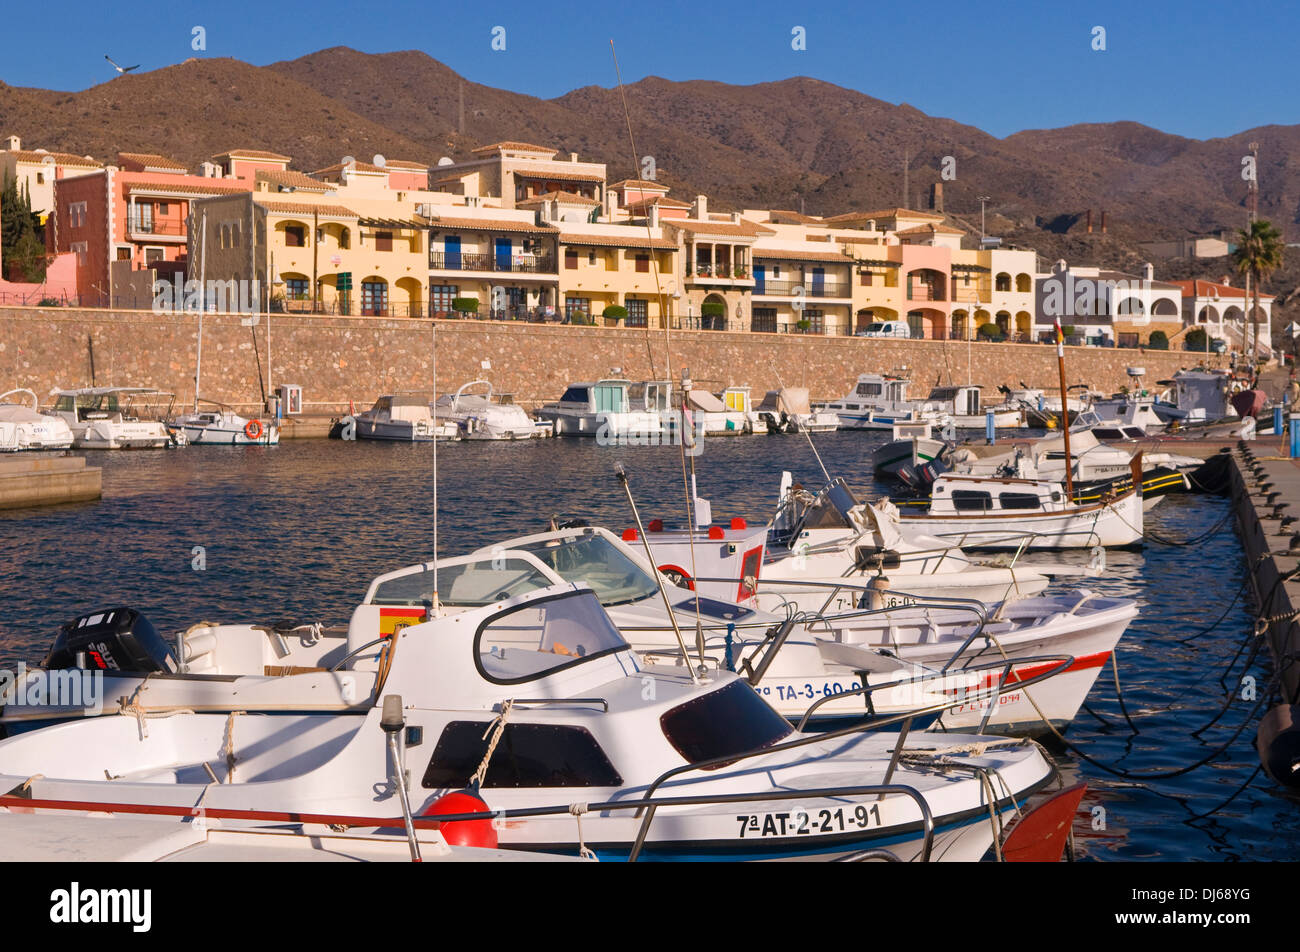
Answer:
0, 431, 1295, 860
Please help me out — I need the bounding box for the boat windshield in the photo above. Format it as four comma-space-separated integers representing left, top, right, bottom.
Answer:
513, 533, 660, 606
477, 589, 629, 684
370, 557, 555, 608
798, 479, 859, 531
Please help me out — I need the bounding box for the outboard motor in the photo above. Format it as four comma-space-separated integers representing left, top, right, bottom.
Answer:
46, 608, 178, 673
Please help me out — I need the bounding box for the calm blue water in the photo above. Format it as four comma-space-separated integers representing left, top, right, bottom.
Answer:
0, 431, 1294, 860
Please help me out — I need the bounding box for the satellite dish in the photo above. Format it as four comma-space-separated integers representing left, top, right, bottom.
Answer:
372, 154, 387, 169
437, 156, 454, 167
341, 155, 355, 169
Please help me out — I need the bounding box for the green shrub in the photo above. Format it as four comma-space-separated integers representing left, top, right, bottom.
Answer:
1183, 327, 1208, 350
602, 305, 628, 321
1147, 330, 1169, 350
451, 297, 479, 315
977, 322, 1001, 339
700, 301, 726, 318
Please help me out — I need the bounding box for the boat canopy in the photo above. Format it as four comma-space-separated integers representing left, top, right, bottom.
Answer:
758, 387, 813, 415
685, 389, 727, 413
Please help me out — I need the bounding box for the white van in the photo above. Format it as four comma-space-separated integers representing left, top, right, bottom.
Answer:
855, 321, 912, 339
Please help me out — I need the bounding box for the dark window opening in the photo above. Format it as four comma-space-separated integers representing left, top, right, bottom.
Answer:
951, 490, 993, 511
998, 492, 1041, 510
660, 679, 793, 769
422, 722, 622, 789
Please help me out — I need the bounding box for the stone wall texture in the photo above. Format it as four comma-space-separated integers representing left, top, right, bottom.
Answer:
0, 305, 1223, 414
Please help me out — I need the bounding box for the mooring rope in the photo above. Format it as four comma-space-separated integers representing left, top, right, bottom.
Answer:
469, 699, 513, 791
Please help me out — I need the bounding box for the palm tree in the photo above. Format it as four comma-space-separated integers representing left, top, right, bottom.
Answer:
1232, 219, 1284, 367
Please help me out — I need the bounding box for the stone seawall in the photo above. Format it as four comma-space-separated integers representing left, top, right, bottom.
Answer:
1, 306, 1218, 413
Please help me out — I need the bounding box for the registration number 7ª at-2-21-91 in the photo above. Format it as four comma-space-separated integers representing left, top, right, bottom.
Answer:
737, 804, 881, 838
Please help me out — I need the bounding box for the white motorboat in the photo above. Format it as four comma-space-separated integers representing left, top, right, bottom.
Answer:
943, 427, 1196, 510
0, 389, 74, 451
537, 379, 663, 439
171, 400, 279, 445
435, 380, 549, 440
872, 421, 950, 479
717, 386, 769, 434
760, 476, 1054, 606
756, 388, 840, 433
921, 386, 1023, 430
896, 461, 1145, 550
355, 394, 459, 441
820, 373, 950, 431
49, 388, 178, 449
0, 577, 1056, 862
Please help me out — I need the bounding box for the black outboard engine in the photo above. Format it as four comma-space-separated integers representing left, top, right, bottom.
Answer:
46, 608, 178, 673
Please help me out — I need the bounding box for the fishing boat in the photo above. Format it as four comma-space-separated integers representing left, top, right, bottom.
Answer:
920, 386, 1023, 430
0, 389, 74, 451
755, 388, 839, 433
820, 373, 949, 431
681, 388, 754, 436
894, 459, 1145, 550
941, 428, 1196, 510
48, 387, 178, 449
536, 378, 662, 439
717, 386, 769, 434
0, 576, 1057, 861
435, 380, 549, 440
171, 400, 279, 445
354, 394, 459, 441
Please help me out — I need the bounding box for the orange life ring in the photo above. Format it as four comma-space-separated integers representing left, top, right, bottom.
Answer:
244, 419, 264, 440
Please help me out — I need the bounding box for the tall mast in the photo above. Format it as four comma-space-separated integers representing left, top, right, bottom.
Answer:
195, 209, 206, 412
1055, 318, 1074, 502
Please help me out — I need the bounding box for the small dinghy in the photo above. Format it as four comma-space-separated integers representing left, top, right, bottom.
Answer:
171, 400, 279, 445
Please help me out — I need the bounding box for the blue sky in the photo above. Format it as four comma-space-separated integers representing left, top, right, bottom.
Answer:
4, 0, 1290, 141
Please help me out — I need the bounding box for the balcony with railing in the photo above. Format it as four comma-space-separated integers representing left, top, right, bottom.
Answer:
127, 218, 187, 241
752, 278, 850, 299
429, 252, 557, 274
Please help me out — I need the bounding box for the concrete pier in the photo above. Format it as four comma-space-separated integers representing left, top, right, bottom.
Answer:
0, 455, 102, 511
1230, 441, 1300, 703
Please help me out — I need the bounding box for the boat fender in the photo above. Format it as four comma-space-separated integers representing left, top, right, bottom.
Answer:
424, 790, 498, 848
1256, 704, 1300, 788
244, 419, 264, 440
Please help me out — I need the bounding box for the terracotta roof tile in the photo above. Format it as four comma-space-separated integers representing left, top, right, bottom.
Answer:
427, 216, 557, 234
312, 161, 387, 175
256, 170, 337, 192
897, 223, 965, 236
823, 207, 943, 224
118, 152, 189, 171
664, 218, 774, 238
1169, 279, 1272, 300
752, 246, 853, 263
471, 141, 559, 155
128, 182, 248, 196
5, 149, 101, 167
559, 232, 676, 250
624, 195, 692, 209
609, 178, 670, 191
514, 169, 604, 183
255, 200, 356, 218
517, 190, 601, 206
213, 149, 292, 162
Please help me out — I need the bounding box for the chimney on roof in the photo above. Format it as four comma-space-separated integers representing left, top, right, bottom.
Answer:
1142, 262, 1154, 282
606, 187, 619, 218
199, 161, 221, 178
929, 182, 943, 213
731, 212, 741, 224
1085, 209, 1092, 234
3, 135, 18, 151
1221, 275, 1231, 287
693, 194, 708, 219
647, 203, 659, 227
1100, 210, 1107, 234
569, 152, 578, 163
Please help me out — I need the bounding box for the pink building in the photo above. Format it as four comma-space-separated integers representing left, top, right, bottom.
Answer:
46, 152, 250, 306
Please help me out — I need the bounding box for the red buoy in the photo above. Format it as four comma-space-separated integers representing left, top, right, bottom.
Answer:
730, 517, 747, 530
647, 518, 664, 532
425, 791, 497, 848
622, 528, 638, 542
707, 525, 725, 540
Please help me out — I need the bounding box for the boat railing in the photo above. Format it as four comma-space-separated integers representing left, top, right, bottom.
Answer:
793, 652, 1075, 734
0, 786, 932, 862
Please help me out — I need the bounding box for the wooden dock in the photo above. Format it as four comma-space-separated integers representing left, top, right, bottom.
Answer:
0, 455, 102, 511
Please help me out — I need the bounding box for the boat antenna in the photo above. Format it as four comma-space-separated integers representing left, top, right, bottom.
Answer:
195, 209, 206, 412
1054, 318, 1075, 501
431, 319, 441, 614
615, 463, 701, 684
611, 38, 707, 669
772, 365, 831, 483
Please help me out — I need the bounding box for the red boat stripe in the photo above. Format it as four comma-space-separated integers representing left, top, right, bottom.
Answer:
943, 651, 1112, 693
0, 795, 442, 829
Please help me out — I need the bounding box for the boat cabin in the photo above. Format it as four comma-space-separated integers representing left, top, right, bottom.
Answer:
52, 388, 164, 423
924, 386, 982, 417
927, 475, 1064, 515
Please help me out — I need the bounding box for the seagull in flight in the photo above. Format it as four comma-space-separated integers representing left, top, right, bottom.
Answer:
105, 55, 139, 74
